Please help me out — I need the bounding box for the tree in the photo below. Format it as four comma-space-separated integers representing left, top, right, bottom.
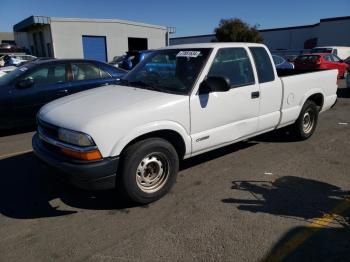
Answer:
214, 18, 263, 43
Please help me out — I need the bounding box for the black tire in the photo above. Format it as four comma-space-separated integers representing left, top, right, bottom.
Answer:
290, 100, 319, 140
117, 138, 179, 204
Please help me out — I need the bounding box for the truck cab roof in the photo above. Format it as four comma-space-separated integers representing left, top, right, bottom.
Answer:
161, 42, 267, 50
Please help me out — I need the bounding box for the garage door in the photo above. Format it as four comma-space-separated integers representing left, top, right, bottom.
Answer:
82, 36, 107, 62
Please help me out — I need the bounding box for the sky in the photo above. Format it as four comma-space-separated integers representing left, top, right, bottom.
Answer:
1, 0, 350, 37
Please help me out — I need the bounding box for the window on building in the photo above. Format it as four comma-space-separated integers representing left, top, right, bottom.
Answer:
128, 37, 148, 51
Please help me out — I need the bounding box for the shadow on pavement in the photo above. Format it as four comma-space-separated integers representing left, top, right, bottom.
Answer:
0, 129, 317, 220
222, 176, 350, 261
264, 226, 350, 262
180, 141, 258, 170
0, 125, 36, 137
252, 128, 297, 144
0, 141, 259, 219
0, 152, 135, 219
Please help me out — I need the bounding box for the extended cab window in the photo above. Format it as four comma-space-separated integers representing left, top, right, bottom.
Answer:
72, 63, 101, 81
208, 48, 255, 87
249, 47, 275, 83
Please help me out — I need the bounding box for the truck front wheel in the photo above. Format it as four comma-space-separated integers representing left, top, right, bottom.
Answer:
117, 138, 179, 204
290, 100, 319, 140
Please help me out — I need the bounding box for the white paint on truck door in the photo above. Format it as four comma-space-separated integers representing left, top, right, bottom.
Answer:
190, 47, 260, 154
248, 46, 283, 132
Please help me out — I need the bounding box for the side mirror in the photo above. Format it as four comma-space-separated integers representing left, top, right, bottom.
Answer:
199, 76, 231, 94
16, 78, 34, 89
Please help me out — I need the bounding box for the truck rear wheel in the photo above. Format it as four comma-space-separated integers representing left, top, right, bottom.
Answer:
117, 138, 179, 204
290, 100, 319, 140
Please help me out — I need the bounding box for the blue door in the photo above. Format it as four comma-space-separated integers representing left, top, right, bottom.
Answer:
82, 36, 107, 62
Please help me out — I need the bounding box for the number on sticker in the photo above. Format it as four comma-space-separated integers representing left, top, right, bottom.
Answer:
176, 51, 201, 58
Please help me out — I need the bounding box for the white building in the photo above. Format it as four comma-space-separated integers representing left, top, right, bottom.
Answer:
170, 16, 350, 54
14, 16, 172, 62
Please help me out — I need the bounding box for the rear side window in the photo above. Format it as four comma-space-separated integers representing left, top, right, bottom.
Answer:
331, 55, 340, 62
249, 47, 275, 83
208, 48, 255, 87
324, 55, 332, 62
72, 63, 100, 81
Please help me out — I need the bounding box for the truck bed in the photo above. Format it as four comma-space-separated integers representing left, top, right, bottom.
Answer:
277, 69, 338, 128
277, 68, 327, 77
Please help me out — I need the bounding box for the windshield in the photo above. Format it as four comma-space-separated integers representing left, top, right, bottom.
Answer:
0, 64, 31, 86
121, 48, 212, 94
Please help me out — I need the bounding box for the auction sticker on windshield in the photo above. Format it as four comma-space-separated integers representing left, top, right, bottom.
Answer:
176, 51, 201, 58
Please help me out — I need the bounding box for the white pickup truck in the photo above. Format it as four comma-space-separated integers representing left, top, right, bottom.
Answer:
33, 43, 338, 204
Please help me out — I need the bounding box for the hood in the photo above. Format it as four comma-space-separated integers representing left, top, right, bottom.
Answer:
39, 85, 186, 131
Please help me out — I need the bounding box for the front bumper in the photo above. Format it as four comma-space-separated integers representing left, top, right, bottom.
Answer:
32, 133, 119, 190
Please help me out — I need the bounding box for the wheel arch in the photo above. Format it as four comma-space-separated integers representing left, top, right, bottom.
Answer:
110, 122, 191, 159
301, 91, 324, 111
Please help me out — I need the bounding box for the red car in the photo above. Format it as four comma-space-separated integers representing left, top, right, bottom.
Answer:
294, 53, 349, 78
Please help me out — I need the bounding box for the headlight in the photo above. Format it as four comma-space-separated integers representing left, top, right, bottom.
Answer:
58, 128, 94, 147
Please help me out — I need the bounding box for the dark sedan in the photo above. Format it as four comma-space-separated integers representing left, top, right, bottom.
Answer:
0, 59, 126, 129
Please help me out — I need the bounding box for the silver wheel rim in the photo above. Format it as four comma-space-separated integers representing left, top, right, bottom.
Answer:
302, 111, 315, 134
136, 152, 169, 193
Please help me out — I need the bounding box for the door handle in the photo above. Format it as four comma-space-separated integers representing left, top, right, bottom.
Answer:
58, 89, 69, 94
251, 91, 260, 99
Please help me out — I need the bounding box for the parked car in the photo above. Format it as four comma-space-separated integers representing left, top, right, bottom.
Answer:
294, 53, 349, 78
0, 65, 17, 74
285, 54, 298, 63
0, 59, 127, 129
112, 50, 154, 70
272, 54, 294, 69
0, 43, 12, 50
109, 55, 126, 67
32, 43, 337, 204
0, 54, 37, 67
311, 46, 350, 60
0, 71, 6, 78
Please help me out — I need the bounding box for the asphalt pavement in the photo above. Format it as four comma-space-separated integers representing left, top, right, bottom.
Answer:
0, 81, 349, 262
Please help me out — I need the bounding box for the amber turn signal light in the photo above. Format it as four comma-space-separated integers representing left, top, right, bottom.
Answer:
60, 148, 102, 161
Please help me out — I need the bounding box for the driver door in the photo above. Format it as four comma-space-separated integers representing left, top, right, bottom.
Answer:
11, 63, 70, 125
190, 47, 260, 154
